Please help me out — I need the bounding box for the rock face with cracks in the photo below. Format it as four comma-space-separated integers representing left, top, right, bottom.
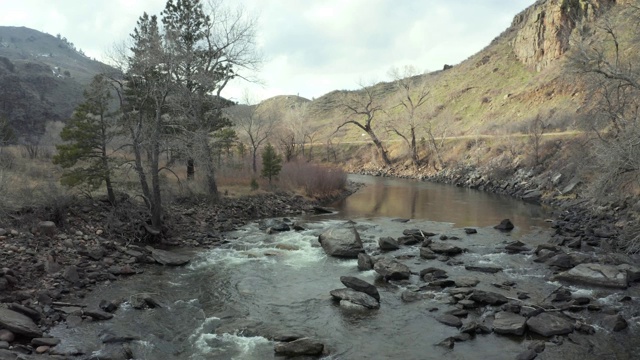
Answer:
552, 263, 628, 289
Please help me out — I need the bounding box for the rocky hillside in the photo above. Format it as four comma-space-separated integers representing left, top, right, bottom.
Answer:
258, 0, 624, 142
0, 27, 115, 140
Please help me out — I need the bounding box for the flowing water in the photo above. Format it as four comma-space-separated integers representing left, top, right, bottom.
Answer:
50, 176, 640, 359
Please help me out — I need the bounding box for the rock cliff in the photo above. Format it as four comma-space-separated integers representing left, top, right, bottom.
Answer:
510, 0, 617, 71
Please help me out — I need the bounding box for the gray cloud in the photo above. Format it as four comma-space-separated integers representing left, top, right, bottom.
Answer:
0, 0, 534, 102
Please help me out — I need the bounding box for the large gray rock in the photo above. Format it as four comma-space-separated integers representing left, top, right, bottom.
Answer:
493, 311, 527, 336
357, 253, 374, 270
330, 288, 380, 309
151, 249, 191, 266
259, 219, 290, 232
340, 276, 380, 301
318, 226, 363, 258
373, 258, 411, 280
552, 263, 628, 289
469, 290, 508, 305
429, 242, 464, 255
0, 308, 42, 338
526, 312, 574, 337
378, 237, 400, 251
274, 338, 324, 357
435, 314, 462, 328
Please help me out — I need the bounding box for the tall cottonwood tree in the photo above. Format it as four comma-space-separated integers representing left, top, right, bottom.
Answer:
53, 74, 118, 204
338, 83, 391, 167
161, 0, 260, 199
115, 0, 260, 233
386, 66, 429, 168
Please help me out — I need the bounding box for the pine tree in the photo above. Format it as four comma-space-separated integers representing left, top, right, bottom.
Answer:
53, 74, 118, 204
261, 143, 282, 184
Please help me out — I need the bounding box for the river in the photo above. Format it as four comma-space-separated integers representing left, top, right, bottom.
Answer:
49, 175, 639, 359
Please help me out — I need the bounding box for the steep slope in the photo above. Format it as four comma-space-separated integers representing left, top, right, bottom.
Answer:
258, 0, 621, 143
0, 26, 115, 139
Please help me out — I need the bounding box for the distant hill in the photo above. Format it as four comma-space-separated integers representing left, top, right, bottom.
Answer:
0, 26, 116, 140
252, 0, 619, 143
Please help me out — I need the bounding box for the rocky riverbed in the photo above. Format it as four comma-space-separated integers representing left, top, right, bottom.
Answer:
1, 177, 639, 359
0, 191, 339, 359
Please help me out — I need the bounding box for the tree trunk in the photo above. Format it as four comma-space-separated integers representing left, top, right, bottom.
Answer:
149, 110, 163, 233
367, 130, 391, 166
201, 140, 219, 202
410, 127, 419, 168
187, 158, 195, 180
252, 148, 258, 173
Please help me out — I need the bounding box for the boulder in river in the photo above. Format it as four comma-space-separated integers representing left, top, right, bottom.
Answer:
469, 290, 508, 305
259, 219, 291, 232
0, 308, 42, 338
151, 249, 191, 266
493, 311, 526, 336
340, 276, 380, 301
526, 312, 574, 337
378, 237, 400, 251
494, 219, 515, 231
318, 226, 364, 258
274, 337, 324, 357
374, 258, 411, 280
330, 288, 380, 309
552, 263, 628, 289
429, 242, 464, 255
357, 253, 374, 271
602, 314, 628, 332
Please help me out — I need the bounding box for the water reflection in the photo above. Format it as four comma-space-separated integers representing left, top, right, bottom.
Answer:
332, 175, 548, 230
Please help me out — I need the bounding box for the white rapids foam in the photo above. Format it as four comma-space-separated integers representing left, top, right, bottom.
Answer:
191, 332, 270, 360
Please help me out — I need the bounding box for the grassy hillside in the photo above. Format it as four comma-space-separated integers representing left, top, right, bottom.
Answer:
251, 1, 612, 145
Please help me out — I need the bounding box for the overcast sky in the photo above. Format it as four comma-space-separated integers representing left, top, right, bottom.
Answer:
0, 0, 534, 103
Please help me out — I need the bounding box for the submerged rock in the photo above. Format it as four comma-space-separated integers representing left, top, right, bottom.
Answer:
435, 314, 462, 328
274, 338, 324, 356
465, 264, 503, 273
318, 226, 364, 258
602, 314, 628, 332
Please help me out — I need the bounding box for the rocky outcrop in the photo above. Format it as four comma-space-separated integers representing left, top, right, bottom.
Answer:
510, 0, 615, 71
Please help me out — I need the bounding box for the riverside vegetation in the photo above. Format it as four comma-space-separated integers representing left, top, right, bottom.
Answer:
1, 0, 640, 358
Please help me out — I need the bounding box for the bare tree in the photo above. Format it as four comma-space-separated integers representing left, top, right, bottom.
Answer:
386, 65, 429, 168
338, 83, 391, 167
571, 3, 640, 203
227, 96, 276, 173
528, 114, 547, 167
